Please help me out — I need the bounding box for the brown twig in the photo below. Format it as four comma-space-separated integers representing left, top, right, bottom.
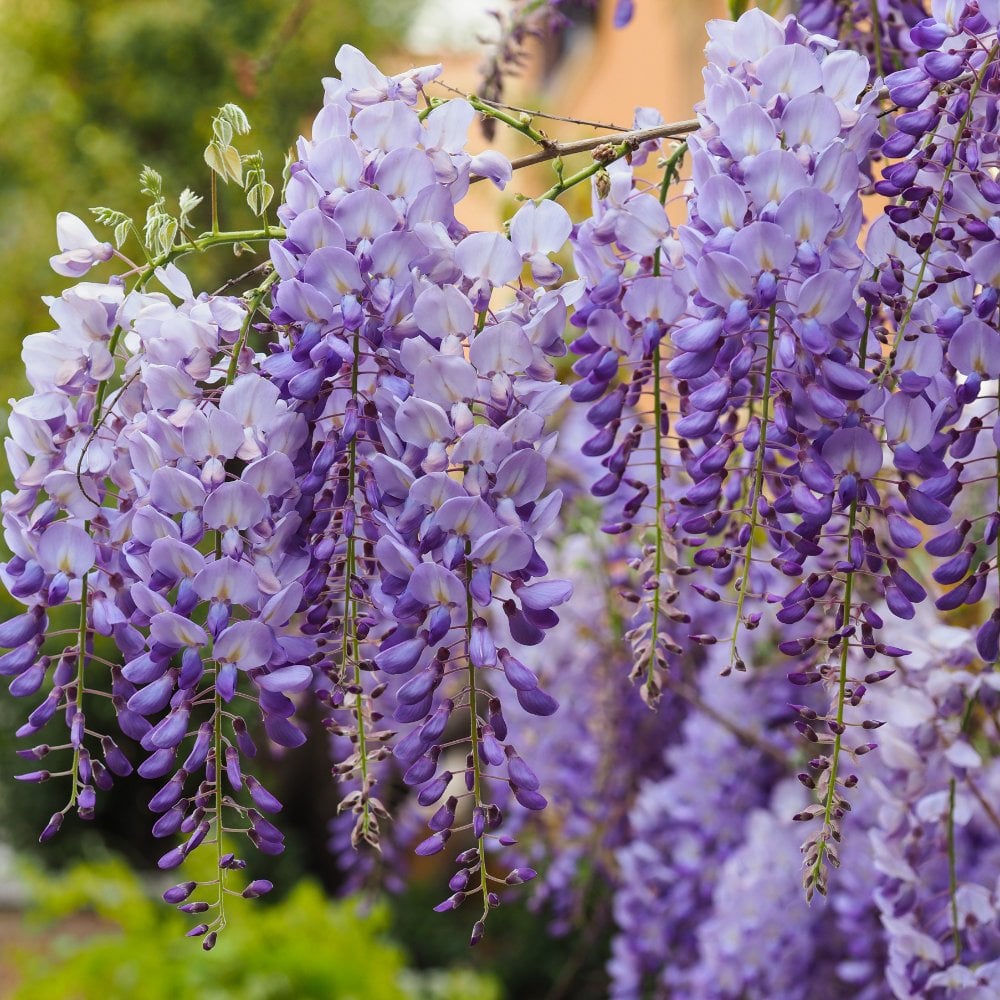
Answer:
471, 118, 700, 180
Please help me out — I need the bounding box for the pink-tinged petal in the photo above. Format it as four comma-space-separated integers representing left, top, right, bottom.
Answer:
414, 355, 477, 407
203, 481, 269, 530
130, 583, 172, 618
757, 44, 823, 102
948, 318, 1000, 378
821, 49, 869, 105
697, 174, 748, 232
695, 252, 753, 306
514, 579, 572, 611
353, 101, 422, 151
706, 7, 784, 64
375, 147, 437, 200
260, 583, 304, 628
243, 453, 297, 500
527, 489, 563, 537
729, 222, 795, 274
780, 93, 841, 149
214, 620, 273, 669
469, 321, 534, 374
285, 208, 346, 254
794, 271, 854, 324
470, 525, 533, 573
333, 188, 398, 242
434, 496, 498, 541
333, 43, 386, 95
256, 664, 312, 693
149, 537, 206, 580
370, 454, 415, 498
775, 188, 839, 245
375, 535, 419, 579
50, 213, 113, 276
622, 276, 684, 324
302, 246, 364, 301
719, 103, 777, 160
812, 144, 861, 204
182, 408, 244, 460
455, 232, 521, 286
150, 612, 208, 649
274, 278, 333, 324
451, 424, 513, 470
143, 364, 198, 409
193, 559, 260, 605
307, 137, 364, 192
470, 150, 512, 189
56, 212, 101, 252
220, 374, 282, 427
495, 450, 547, 505
822, 427, 883, 479
413, 285, 475, 338
408, 471, 466, 508
370, 231, 423, 279
37, 522, 95, 577
49, 250, 100, 278
744, 149, 809, 208
424, 98, 475, 153
884, 394, 935, 452
406, 563, 466, 606
614, 194, 670, 256
131, 508, 181, 546
149, 467, 207, 514
510, 200, 572, 257
395, 396, 452, 447
969, 242, 1000, 289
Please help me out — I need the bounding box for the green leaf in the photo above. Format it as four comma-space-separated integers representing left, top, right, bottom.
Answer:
177, 188, 202, 229
90, 207, 134, 249
247, 182, 274, 217
204, 141, 229, 182
138, 164, 163, 200
222, 145, 243, 185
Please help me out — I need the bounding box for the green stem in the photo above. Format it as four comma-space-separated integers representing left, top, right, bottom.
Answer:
343, 330, 370, 839
641, 142, 688, 690
211, 172, 219, 236
465, 554, 490, 915
468, 95, 550, 148
948, 776, 962, 961
729, 303, 777, 668
810, 499, 859, 887
66, 572, 89, 810
227, 271, 278, 383
210, 529, 227, 930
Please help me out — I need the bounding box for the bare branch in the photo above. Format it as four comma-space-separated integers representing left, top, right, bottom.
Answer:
471, 118, 700, 181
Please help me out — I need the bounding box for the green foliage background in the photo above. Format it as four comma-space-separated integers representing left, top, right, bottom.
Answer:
0, 0, 418, 406
8, 857, 499, 999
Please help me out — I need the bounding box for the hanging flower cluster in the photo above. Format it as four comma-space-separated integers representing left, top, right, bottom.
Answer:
7, 1, 1000, 992
797, 0, 926, 76
2, 45, 575, 945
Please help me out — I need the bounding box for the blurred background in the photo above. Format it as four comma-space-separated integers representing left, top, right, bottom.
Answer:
0, 1, 725, 996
